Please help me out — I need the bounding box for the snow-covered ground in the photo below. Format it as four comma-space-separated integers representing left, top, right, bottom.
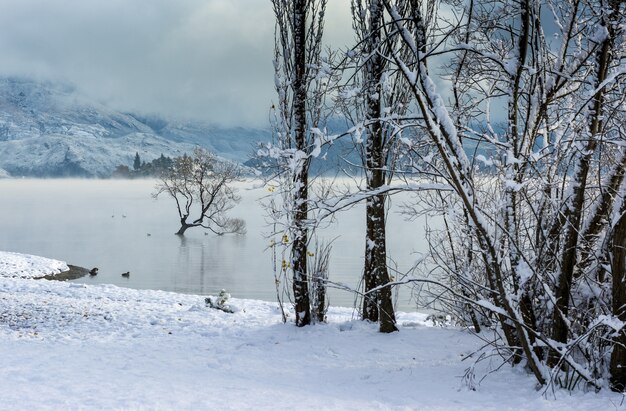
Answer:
0, 252, 623, 410
0, 251, 68, 279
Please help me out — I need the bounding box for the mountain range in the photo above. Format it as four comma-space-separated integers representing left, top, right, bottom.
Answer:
0, 77, 271, 177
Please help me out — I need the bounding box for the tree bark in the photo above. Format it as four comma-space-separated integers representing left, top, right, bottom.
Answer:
549, 2, 616, 363
361, 0, 397, 333
313, 272, 326, 323
610, 207, 626, 391
292, 0, 311, 327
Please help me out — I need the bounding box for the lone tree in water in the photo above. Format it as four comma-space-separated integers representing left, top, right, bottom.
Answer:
154, 147, 246, 236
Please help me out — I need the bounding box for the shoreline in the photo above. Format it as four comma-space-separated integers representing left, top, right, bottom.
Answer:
40, 264, 89, 281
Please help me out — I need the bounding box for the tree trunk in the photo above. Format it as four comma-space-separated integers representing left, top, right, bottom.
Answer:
176, 219, 191, 236
363, 196, 380, 322
291, 0, 311, 327
610, 207, 626, 391
549, 4, 615, 364
361, 0, 397, 333
313, 273, 326, 323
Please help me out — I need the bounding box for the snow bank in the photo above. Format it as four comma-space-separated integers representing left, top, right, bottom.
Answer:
0, 251, 69, 279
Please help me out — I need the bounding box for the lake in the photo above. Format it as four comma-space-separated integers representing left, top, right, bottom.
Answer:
0, 179, 432, 311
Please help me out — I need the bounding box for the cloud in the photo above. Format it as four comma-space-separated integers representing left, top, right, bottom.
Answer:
0, 0, 275, 126
0, 0, 357, 127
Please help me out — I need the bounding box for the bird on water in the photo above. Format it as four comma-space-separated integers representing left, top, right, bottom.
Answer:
89, 268, 98, 276
121, 271, 130, 277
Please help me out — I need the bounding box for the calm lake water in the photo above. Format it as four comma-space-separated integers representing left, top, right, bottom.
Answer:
0, 179, 431, 311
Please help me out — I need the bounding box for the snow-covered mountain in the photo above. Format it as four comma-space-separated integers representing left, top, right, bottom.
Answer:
0, 77, 270, 177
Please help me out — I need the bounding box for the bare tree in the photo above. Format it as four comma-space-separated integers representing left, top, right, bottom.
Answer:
265, 0, 329, 327
154, 147, 245, 236
381, 0, 625, 389
342, 0, 418, 332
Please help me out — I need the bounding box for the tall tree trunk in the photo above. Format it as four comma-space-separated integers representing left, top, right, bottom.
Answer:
361, 0, 397, 333
365, 193, 397, 332
610, 206, 626, 391
549, 2, 615, 363
504, 0, 538, 362
611, 208, 626, 388
292, 0, 311, 327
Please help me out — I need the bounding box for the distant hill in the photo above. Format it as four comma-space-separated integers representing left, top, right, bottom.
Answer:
0, 76, 496, 178
0, 77, 270, 177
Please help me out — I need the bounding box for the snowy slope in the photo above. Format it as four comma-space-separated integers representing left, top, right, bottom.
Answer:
0, 132, 199, 177
0, 77, 270, 177
0, 251, 68, 278
0, 252, 622, 410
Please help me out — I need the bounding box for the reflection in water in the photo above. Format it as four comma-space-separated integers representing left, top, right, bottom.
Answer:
0, 179, 431, 311
174, 235, 238, 294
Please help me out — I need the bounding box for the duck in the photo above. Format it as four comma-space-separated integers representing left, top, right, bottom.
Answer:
121, 271, 130, 277
89, 267, 99, 276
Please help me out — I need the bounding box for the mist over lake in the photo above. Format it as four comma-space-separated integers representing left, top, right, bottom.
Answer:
0, 179, 430, 310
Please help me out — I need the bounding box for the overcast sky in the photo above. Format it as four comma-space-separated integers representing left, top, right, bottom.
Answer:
0, 0, 354, 127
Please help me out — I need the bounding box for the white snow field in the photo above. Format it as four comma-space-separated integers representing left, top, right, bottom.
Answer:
0, 252, 624, 410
